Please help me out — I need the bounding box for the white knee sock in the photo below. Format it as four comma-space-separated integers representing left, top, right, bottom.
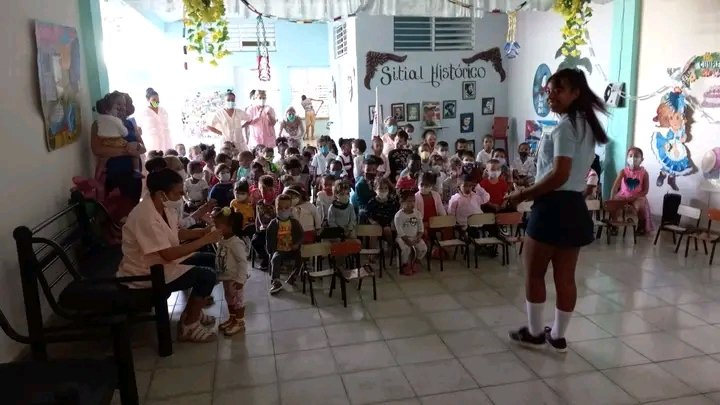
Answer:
526, 300, 545, 336
551, 309, 573, 339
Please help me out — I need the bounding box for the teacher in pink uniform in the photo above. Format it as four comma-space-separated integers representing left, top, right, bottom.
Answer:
244, 89, 277, 150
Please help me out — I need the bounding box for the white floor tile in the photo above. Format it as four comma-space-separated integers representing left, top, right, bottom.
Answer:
331, 341, 397, 372
419, 389, 493, 405
275, 348, 338, 381
439, 329, 507, 358
280, 375, 349, 405
658, 356, 720, 393
482, 380, 563, 405
572, 337, 651, 369
604, 363, 697, 402
545, 371, 636, 405
459, 351, 535, 386
621, 332, 703, 362
387, 334, 453, 365
401, 358, 477, 396
342, 367, 415, 405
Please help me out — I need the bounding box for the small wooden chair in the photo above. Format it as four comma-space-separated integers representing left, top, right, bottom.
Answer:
496, 212, 525, 265
492, 117, 510, 157
467, 213, 503, 268
585, 199, 604, 240
300, 242, 333, 306
683, 208, 720, 262
428, 215, 467, 272
601, 200, 638, 244
356, 224, 385, 278
329, 240, 377, 307
654, 204, 702, 248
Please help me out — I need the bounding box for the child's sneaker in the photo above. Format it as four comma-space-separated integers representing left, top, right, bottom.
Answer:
508, 326, 546, 348
544, 327, 568, 353
269, 279, 284, 294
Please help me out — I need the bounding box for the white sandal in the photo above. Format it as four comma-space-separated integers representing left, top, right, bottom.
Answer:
199, 312, 216, 326
223, 318, 245, 336
178, 321, 216, 343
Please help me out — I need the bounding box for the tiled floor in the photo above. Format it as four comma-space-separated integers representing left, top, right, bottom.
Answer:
102, 236, 720, 404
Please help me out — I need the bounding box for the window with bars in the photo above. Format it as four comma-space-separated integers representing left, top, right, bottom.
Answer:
226, 19, 277, 52
393, 17, 474, 52
334, 23, 348, 59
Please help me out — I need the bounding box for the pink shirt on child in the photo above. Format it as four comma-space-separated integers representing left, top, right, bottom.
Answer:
448, 187, 491, 227
117, 198, 191, 287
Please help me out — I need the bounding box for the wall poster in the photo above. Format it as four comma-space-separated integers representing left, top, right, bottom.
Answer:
34, 21, 82, 151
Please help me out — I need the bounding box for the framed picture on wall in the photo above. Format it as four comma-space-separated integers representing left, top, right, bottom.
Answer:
460, 112, 474, 133
422, 101, 441, 127
482, 97, 495, 115
462, 81, 476, 100
442, 100, 456, 119
391, 103, 405, 121
406, 103, 420, 121
369, 105, 384, 124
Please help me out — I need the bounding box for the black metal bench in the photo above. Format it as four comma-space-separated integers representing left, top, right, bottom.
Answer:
12, 191, 173, 359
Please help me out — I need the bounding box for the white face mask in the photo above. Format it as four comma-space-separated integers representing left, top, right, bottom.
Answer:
192, 172, 204, 180
488, 170, 501, 179
496, 158, 506, 166
420, 186, 432, 195
337, 195, 350, 204
376, 191, 388, 201
627, 157, 640, 167
162, 192, 183, 211
439, 151, 448, 158
219, 172, 231, 182
432, 165, 443, 172
225, 101, 236, 109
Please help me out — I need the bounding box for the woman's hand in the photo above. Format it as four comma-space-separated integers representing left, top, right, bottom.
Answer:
203, 228, 224, 244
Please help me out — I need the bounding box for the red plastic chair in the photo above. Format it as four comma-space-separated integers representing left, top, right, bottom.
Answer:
492, 117, 510, 158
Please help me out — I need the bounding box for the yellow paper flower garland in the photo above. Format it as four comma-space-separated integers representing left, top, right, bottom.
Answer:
183, 0, 231, 66
553, 0, 593, 73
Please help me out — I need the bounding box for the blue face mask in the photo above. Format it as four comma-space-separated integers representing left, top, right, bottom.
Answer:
386, 125, 398, 135
237, 167, 249, 179
320, 145, 329, 154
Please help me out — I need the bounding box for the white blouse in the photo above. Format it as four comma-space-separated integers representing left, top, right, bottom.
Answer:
137, 106, 172, 152
208, 108, 250, 152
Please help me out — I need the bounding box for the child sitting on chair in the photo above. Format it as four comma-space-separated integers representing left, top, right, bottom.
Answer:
395, 190, 427, 276
327, 180, 357, 239
287, 185, 321, 244
315, 174, 337, 225
609, 147, 653, 235
266, 194, 303, 295
212, 207, 249, 336
480, 159, 510, 213
449, 174, 490, 232
230, 180, 254, 229
366, 178, 399, 250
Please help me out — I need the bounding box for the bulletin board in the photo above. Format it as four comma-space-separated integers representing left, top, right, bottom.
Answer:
289, 67, 331, 118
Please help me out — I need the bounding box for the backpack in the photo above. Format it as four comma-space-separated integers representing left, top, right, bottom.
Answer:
661, 193, 681, 225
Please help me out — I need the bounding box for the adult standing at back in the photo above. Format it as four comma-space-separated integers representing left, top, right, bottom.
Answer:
206, 90, 250, 152
300, 95, 323, 141
245, 90, 277, 150
505, 68, 608, 352
137, 87, 172, 153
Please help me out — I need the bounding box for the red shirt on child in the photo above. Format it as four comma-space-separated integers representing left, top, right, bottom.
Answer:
421, 193, 437, 222
480, 178, 508, 206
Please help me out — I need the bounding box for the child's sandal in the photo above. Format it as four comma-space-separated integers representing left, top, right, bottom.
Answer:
223, 318, 245, 336
219, 315, 236, 332
178, 321, 217, 343
199, 312, 216, 326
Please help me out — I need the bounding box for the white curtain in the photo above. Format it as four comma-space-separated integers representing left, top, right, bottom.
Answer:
228, 0, 615, 20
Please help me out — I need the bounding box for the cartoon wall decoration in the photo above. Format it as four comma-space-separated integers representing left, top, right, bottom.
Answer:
680, 52, 720, 88
701, 85, 720, 108
533, 64, 552, 117
651, 88, 695, 191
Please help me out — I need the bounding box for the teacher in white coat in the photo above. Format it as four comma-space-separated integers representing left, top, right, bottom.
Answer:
206, 90, 250, 152
137, 87, 172, 153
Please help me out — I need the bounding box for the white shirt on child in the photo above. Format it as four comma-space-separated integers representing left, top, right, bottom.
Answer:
394, 209, 424, 239
353, 155, 365, 179
476, 149, 493, 165
184, 178, 209, 203
536, 114, 596, 192
295, 201, 322, 232
512, 156, 536, 177
216, 236, 248, 283
315, 191, 334, 223
311, 152, 337, 175
96, 114, 128, 139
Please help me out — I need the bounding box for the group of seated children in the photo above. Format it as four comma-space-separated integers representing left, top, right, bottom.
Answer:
147, 132, 545, 289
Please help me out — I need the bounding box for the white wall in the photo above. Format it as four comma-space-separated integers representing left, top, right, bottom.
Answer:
354, 13, 509, 149
0, 1, 93, 361
507, 3, 613, 156
328, 17, 360, 143
633, 0, 720, 215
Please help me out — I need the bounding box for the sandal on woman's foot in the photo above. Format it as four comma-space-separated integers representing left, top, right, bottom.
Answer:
178, 321, 216, 343
219, 315, 236, 332
199, 312, 216, 326
223, 319, 245, 336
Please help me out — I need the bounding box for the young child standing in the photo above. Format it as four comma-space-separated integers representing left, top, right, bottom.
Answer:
492, 148, 513, 184
476, 135, 494, 166
327, 180, 357, 239
480, 159, 510, 213
352, 139, 367, 179
370, 137, 388, 178
415, 172, 446, 226
442, 157, 463, 205
395, 191, 427, 275
184, 161, 209, 212
311, 135, 337, 176
338, 138, 355, 185
202, 148, 218, 186
266, 194, 304, 294
610, 147, 653, 234
212, 207, 249, 336
251, 175, 277, 271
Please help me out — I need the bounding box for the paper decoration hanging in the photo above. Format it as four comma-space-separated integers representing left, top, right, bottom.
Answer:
504, 10, 520, 58
680, 52, 720, 87
651, 88, 695, 191
533, 64, 552, 117
256, 16, 271, 81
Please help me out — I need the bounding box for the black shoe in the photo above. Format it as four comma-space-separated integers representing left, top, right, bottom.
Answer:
509, 326, 546, 348
544, 327, 568, 353
259, 260, 269, 271
269, 279, 283, 295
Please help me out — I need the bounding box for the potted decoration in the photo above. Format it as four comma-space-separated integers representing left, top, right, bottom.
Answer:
183, 0, 231, 65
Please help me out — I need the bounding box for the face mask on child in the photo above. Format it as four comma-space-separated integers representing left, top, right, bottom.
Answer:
420, 151, 430, 161
496, 158, 506, 166
376, 191, 388, 201
235, 193, 248, 202
237, 167, 249, 179
627, 157, 640, 167
420, 185, 432, 195
219, 172, 231, 182
488, 170, 501, 180
277, 209, 292, 220
192, 172, 204, 180
225, 101, 236, 109
287, 113, 296, 122
439, 151, 448, 158
386, 125, 398, 135
337, 195, 350, 204
320, 145, 329, 154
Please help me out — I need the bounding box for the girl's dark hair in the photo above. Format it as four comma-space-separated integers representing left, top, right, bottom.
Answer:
286, 184, 306, 201
147, 168, 183, 194
591, 154, 602, 176
422, 129, 436, 139
339, 138, 353, 147
492, 147, 507, 156
437, 141, 448, 148
628, 146, 644, 159
396, 130, 409, 141
213, 208, 245, 238
420, 171, 437, 185
95, 96, 109, 114
188, 160, 203, 173
353, 139, 367, 153
548, 68, 609, 144
202, 148, 217, 162
227, 89, 236, 97
145, 157, 168, 173
283, 157, 302, 171
146, 87, 159, 99
235, 180, 249, 192
400, 190, 416, 202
